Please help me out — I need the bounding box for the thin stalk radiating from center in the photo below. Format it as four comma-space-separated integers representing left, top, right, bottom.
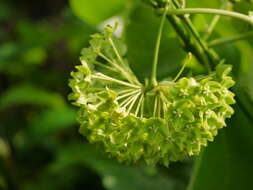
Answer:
151, 4, 169, 87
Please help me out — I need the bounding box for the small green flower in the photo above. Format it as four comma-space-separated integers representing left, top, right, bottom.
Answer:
69, 26, 235, 167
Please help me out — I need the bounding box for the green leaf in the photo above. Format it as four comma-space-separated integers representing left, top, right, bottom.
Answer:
28, 107, 76, 137
49, 143, 177, 190
70, 0, 127, 25
0, 175, 7, 190
21, 47, 47, 65
0, 84, 65, 110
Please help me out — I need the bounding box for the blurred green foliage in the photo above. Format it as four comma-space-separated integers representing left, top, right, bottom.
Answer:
0, 0, 253, 190
70, 0, 128, 25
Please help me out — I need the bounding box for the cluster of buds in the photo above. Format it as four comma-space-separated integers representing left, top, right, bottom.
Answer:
69, 27, 235, 166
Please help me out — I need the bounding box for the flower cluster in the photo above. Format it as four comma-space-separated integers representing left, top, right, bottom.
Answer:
68, 27, 235, 166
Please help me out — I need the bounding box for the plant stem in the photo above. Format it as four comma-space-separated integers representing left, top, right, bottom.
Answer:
92, 73, 141, 88
116, 89, 141, 100
151, 4, 168, 87
166, 14, 210, 70
171, 0, 216, 71
178, 0, 186, 8
186, 150, 204, 190
203, 15, 221, 40
158, 8, 253, 26
126, 92, 141, 114
153, 95, 158, 117
173, 53, 191, 82
208, 31, 253, 47
107, 38, 141, 85
98, 52, 138, 84
141, 95, 145, 118
120, 92, 139, 107
183, 20, 214, 71
203, 2, 228, 40
135, 94, 143, 116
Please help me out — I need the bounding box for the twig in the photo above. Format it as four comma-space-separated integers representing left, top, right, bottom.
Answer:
208, 31, 253, 47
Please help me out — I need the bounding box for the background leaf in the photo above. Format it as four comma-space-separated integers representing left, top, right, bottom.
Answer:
70, 0, 128, 25
0, 84, 65, 110
49, 144, 178, 190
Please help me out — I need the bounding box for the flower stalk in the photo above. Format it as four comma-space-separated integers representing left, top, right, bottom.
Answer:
151, 4, 169, 87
